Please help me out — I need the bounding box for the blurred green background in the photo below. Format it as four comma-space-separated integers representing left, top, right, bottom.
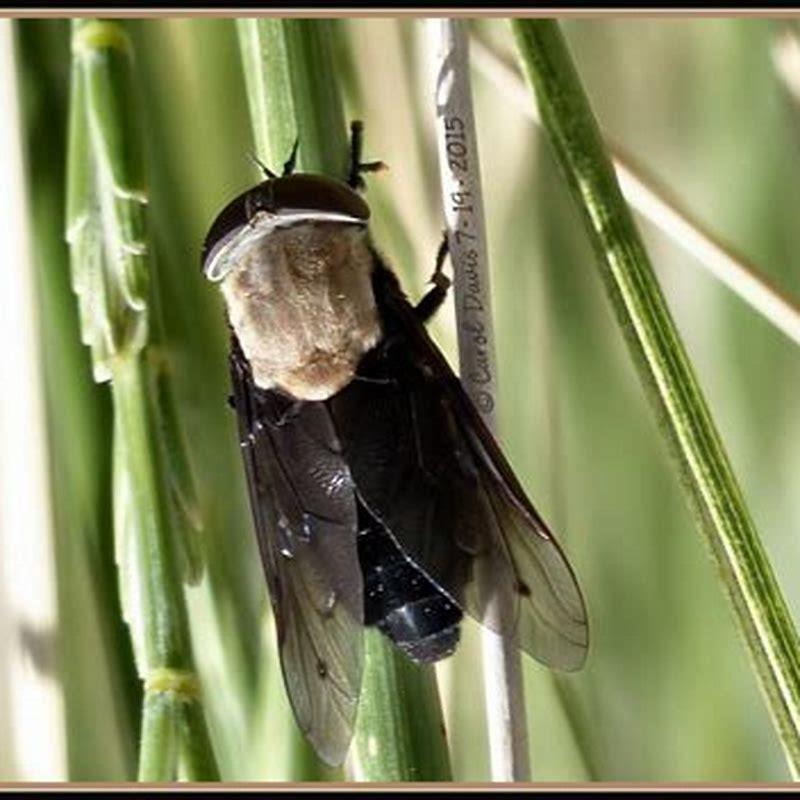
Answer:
4, 15, 800, 783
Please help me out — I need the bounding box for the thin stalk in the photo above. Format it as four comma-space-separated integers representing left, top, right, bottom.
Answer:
236, 18, 452, 782
427, 19, 529, 782
137, 691, 180, 782
66, 19, 219, 782
471, 32, 800, 351
178, 694, 222, 781
137, 678, 218, 782
349, 631, 452, 782
110, 356, 190, 673
512, 19, 800, 778
236, 18, 350, 177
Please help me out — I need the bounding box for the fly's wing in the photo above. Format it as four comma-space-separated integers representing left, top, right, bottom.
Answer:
229, 336, 364, 765
328, 265, 588, 672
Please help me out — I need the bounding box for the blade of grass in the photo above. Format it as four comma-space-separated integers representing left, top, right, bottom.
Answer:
427, 18, 530, 782
348, 630, 453, 781
236, 17, 452, 782
66, 18, 219, 782
471, 31, 800, 351
512, 19, 800, 778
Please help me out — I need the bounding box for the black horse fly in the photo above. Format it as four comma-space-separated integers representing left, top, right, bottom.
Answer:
201, 123, 589, 766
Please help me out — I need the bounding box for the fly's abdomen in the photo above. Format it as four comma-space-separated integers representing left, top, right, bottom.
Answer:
357, 514, 462, 663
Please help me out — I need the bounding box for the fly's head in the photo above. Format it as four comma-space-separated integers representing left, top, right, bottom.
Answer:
202, 174, 371, 283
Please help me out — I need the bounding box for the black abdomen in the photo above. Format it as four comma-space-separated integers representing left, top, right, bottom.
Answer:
357, 507, 462, 663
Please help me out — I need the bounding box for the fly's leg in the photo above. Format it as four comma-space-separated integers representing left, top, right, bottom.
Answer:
415, 234, 451, 324
348, 120, 387, 191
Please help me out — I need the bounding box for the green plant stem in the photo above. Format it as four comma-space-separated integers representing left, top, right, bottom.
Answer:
512, 19, 800, 778
111, 355, 189, 667
138, 686, 219, 782
67, 18, 219, 782
112, 355, 219, 783
236, 18, 349, 175
236, 18, 452, 782
178, 697, 222, 781
353, 631, 452, 781
137, 691, 180, 782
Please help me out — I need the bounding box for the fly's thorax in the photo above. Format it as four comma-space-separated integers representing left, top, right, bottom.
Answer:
220, 222, 381, 400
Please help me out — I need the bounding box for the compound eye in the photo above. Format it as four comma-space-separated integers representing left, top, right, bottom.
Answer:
269, 174, 370, 221
201, 190, 251, 277
201, 182, 282, 281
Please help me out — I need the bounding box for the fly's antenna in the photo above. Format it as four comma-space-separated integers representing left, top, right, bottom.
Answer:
246, 150, 278, 180
282, 138, 300, 176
